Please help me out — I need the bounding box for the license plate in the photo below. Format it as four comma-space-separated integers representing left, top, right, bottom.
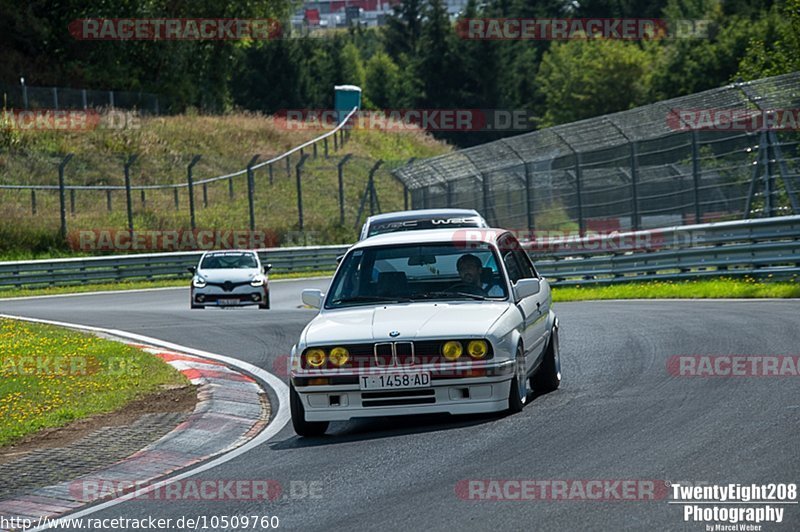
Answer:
218, 299, 239, 305
359, 372, 431, 390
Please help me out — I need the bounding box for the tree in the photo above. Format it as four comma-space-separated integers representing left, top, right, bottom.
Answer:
365, 52, 401, 109
384, 0, 424, 59
737, 0, 800, 80
338, 42, 366, 88
416, 0, 460, 108
536, 39, 653, 126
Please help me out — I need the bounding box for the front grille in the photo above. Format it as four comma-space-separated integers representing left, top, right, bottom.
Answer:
362, 388, 436, 407
395, 342, 414, 365
206, 280, 251, 292
301, 340, 493, 369
374, 343, 394, 367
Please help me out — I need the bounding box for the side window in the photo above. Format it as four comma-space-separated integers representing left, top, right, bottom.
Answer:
513, 248, 538, 279
503, 251, 522, 283
498, 234, 523, 283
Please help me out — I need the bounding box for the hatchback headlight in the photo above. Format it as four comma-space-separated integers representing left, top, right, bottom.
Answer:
250, 276, 266, 287
192, 277, 207, 288
442, 341, 463, 361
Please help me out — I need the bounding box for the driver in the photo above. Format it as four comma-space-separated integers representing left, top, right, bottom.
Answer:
455, 254, 503, 296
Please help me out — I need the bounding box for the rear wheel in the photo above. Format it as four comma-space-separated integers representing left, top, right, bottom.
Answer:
531, 324, 561, 393
507, 345, 528, 413
290, 383, 329, 437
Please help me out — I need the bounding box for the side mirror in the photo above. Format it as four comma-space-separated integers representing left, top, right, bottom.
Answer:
301, 289, 324, 309
187, 266, 196, 274
513, 278, 540, 301
264, 264, 273, 273
335, 255, 344, 264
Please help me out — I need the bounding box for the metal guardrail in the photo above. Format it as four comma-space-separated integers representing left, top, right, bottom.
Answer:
531, 215, 800, 285
0, 216, 798, 289
0, 246, 349, 288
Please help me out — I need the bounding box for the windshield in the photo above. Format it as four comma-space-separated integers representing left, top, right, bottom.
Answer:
200, 253, 258, 270
326, 242, 507, 309
367, 216, 484, 238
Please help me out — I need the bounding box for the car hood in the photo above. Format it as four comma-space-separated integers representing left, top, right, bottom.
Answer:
196, 268, 261, 282
303, 302, 512, 345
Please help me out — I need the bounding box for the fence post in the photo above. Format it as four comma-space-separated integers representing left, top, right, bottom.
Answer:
324, 137, 329, 158
228, 176, 234, 199
187, 155, 201, 230
57, 154, 73, 240
575, 153, 585, 236
22, 83, 28, 110
173, 188, 179, 210
52, 87, 59, 110
202, 182, 208, 208
523, 163, 534, 232
334, 131, 339, 151
691, 131, 701, 224
446, 181, 454, 207
313, 142, 318, 159
268, 163, 274, 185
354, 160, 383, 230
404, 158, 416, 210
286, 154, 291, 177
141, 189, 146, 209
109, 90, 115, 108
124, 154, 138, 234
247, 154, 260, 232
764, 133, 773, 218
31, 189, 36, 215
70, 189, 75, 215
630, 142, 640, 231
296, 154, 310, 232
107, 190, 112, 212
337, 154, 353, 225
481, 173, 491, 225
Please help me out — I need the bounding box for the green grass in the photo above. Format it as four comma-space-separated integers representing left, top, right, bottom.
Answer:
0, 270, 335, 299
552, 277, 800, 302
0, 112, 452, 259
0, 318, 189, 446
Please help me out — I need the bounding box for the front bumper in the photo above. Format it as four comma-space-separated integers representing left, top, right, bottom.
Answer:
292, 360, 514, 421
192, 285, 268, 306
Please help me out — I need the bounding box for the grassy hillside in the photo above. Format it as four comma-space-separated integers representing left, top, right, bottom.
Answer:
0, 112, 450, 259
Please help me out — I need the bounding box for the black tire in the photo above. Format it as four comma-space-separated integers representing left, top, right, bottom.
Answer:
259, 291, 270, 310
290, 383, 329, 437
531, 324, 561, 394
191, 304, 204, 309
507, 345, 527, 413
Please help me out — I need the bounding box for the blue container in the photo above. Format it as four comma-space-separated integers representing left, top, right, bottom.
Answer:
335, 85, 362, 124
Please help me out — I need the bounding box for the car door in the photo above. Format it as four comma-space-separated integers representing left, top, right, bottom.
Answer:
511, 244, 550, 368
498, 233, 547, 373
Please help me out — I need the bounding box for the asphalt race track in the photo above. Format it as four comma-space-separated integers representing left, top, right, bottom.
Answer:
1, 281, 798, 530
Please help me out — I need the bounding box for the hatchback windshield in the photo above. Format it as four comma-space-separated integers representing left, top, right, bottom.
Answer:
326, 242, 508, 308
200, 253, 258, 269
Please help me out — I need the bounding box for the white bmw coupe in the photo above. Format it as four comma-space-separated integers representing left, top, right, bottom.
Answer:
290, 227, 561, 436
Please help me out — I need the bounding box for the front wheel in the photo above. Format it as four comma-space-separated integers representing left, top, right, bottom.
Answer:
290, 383, 329, 437
507, 345, 528, 413
259, 291, 270, 310
531, 324, 561, 394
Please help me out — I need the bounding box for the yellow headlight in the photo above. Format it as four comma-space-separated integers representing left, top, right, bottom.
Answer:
305, 348, 326, 368
467, 340, 489, 359
442, 341, 463, 361
329, 346, 350, 366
